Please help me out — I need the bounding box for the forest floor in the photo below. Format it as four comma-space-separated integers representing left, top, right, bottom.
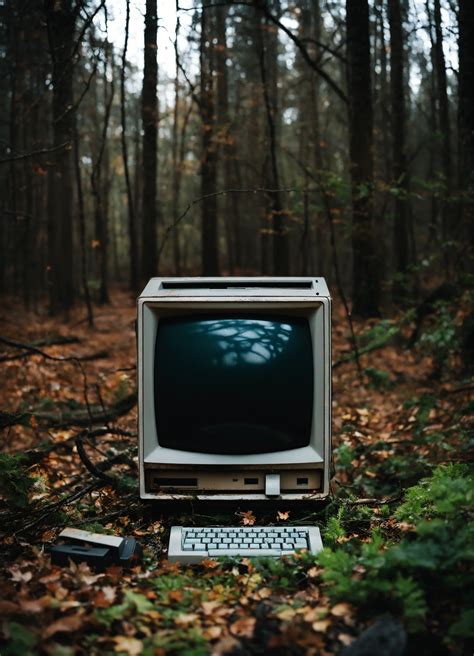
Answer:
0, 290, 472, 656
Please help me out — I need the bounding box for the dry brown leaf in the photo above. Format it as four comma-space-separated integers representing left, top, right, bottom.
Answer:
19, 595, 52, 613
43, 614, 84, 639
338, 633, 355, 646
112, 636, 143, 655
201, 600, 220, 615
276, 607, 296, 621
8, 565, 32, 582
211, 636, 240, 656
239, 510, 256, 526
0, 600, 20, 614
331, 602, 352, 617
277, 510, 290, 521
204, 625, 223, 640
255, 586, 272, 599
312, 619, 331, 633
230, 616, 256, 638
94, 586, 117, 608
175, 612, 199, 626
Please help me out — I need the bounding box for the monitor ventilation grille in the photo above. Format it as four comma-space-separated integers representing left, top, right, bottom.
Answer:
161, 281, 314, 290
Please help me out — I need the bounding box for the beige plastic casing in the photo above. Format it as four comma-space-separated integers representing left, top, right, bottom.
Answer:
137, 277, 331, 502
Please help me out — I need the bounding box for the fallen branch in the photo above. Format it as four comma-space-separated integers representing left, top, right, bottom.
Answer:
0, 336, 107, 363
347, 494, 401, 507
14, 482, 101, 535
75, 433, 118, 484
0, 392, 137, 429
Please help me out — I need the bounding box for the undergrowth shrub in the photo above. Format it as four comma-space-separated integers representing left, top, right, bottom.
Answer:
318, 464, 473, 641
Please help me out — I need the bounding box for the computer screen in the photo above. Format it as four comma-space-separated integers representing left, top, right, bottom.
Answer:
154, 315, 314, 455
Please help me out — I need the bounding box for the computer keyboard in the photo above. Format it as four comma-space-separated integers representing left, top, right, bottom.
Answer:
168, 525, 323, 563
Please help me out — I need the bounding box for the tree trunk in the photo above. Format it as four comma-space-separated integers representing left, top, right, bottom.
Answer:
258, 5, 290, 276
44, 0, 77, 314
120, 0, 139, 291
91, 47, 114, 305
432, 0, 452, 252
171, 7, 182, 276
200, 5, 219, 276
457, 0, 474, 256
346, 0, 380, 317
388, 0, 411, 301
216, 5, 240, 275
141, 0, 158, 281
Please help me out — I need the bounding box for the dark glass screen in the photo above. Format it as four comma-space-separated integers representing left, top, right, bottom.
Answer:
154, 315, 313, 454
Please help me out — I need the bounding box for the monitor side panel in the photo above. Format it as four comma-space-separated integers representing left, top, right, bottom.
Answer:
138, 293, 331, 501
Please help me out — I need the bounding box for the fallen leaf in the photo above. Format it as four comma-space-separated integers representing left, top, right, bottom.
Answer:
204, 625, 223, 639
201, 600, 220, 615
94, 586, 116, 608
211, 636, 240, 656
230, 616, 256, 638
312, 619, 331, 632
8, 565, 32, 582
277, 510, 290, 521
168, 590, 184, 603
43, 614, 84, 638
19, 596, 52, 613
175, 612, 199, 626
339, 633, 355, 646
331, 602, 352, 617
239, 510, 256, 526
255, 587, 272, 599
276, 607, 296, 621
112, 636, 143, 655
0, 600, 20, 614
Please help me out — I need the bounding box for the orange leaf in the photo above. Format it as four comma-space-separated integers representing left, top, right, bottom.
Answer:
238, 510, 256, 526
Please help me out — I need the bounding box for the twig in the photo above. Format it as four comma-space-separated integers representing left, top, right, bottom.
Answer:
444, 385, 474, 395
75, 433, 117, 484
157, 186, 318, 264
347, 494, 401, 506
15, 482, 100, 535
0, 142, 71, 165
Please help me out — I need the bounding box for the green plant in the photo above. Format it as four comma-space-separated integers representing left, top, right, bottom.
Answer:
334, 442, 354, 470
319, 465, 474, 636
395, 463, 473, 523
0, 453, 36, 508
364, 367, 393, 389
323, 510, 346, 546
418, 302, 460, 373
2, 623, 37, 656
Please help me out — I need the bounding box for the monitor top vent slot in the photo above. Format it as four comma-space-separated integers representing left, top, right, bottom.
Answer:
161, 281, 313, 290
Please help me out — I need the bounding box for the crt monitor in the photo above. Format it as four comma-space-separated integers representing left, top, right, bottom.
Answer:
138, 277, 331, 502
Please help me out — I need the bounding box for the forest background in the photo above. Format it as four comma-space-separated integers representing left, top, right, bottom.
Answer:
0, 0, 473, 655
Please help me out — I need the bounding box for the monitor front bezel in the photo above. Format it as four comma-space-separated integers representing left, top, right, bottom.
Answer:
138, 297, 331, 496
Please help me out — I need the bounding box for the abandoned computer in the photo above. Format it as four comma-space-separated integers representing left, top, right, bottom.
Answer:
137, 277, 331, 562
